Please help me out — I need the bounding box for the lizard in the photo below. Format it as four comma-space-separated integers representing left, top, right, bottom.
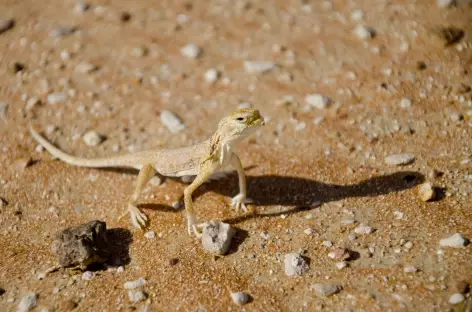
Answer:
29, 108, 265, 237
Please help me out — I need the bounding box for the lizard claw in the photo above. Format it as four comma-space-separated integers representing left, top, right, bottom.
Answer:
127, 204, 148, 229
187, 213, 205, 239
231, 194, 251, 213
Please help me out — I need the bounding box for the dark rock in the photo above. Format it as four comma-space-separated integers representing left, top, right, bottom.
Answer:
52, 220, 109, 269
435, 26, 465, 46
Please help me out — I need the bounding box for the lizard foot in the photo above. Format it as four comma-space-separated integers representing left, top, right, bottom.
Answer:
231, 194, 252, 213
128, 204, 148, 229
187, 214, 205, 239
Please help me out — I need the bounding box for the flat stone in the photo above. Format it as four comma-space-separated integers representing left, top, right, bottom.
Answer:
47, 92, 68, 105
201, 221, 236, 255
311, 283, 342, 297
449, 293, 465, 304
52, 220, 109, 269
124, 277, 147, 290
284, 253, 309, 276
50, 26, 76, 38
230, 291, 250, 305
439, 233, 470, 248
160, 110, 186, 133
305, 94, 332, 109
75, 62, 98, 74
385, 153, 416, 166
244, 61, 275, 73
354, 223, 374, 235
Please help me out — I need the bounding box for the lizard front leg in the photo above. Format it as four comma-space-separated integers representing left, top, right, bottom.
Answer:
230, 153, 249, 212
184, 161, 216, 238
119, 164, 155, 228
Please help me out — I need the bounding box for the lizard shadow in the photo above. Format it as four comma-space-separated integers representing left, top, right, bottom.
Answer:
199, 171, 424, 224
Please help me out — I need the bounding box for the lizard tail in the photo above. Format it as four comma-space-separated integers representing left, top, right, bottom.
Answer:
29, 126, 141, 168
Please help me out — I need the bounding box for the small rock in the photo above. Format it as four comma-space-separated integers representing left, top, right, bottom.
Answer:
435, 26, 465, 46
50, 26, 76, 38
83, 131, 104, 146
13, 157, 33, 172
305, 94, 332, 109
201, 221, 236, 255
328, 248, 351, 261
149, 176, 162, 186
124, 277, 147, 290
52, 220, 109, 269
144, 231, 155, 239
385, 153, 416, 166
128, 290, 147, 303
354, 223, 374, 235
311, 284, 342, 297
82, 271, 94, 280
399, 97, 412, 109
47, 92, 68, 105
449, 293, 465, 304
131, 46, 148, 57
74, 1, 90, 13
0, 102, 8, 122
284, 253, 309, 277
10, 62, 25, 74
204, 69, 219, 83
439, 233, 470, 248
394, 210, 405, 220
0, 19, 15, 34
168, 258, 179, 266
350, 10, 364, 21
160, 110, 186, 133
230, 291, 250, 305
26, 97, 41, 111
418, 182, 436, 202
404, 241, 413, 249
449, 112, 463, 122
17, 292, 38, 312
354, 25, 375, 40
336, 261, 348, 270
244, 61, 276, 73
322, 240, 333, 248
120, 12, 132, 22
438, 0, 456, 9
75, 62, 97, 74
403, 265, 417, 273
180, 44, 202, 59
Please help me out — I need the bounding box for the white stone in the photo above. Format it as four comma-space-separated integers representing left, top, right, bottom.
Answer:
385, 153, 415, 166
322, 240, 333, 248
82, 271, 94, 280
311, 284, 341, 297
354, 25, 375, 40
47, 92, 67, 105
244, 61, 275, 73
336, 261, 348, 270
124, 277, 147, 289
17, 293, 38, 312
83, 131, 104, 146
75, 61, 97, 74
160, 110, 186, 133
354, 223, 373, 235
438, 0, 456, 8
305, 94, 332, 109
439, 233, 469, 248
201, 221, 236, 255
230, 291, 250, 305
144, 231, 155, 239
403, 265, 417, 273
351, 9, 364, 21
128, 290, 146, 303
400, 97, 412, 109
449, 293, 465, 304
149, 176, 162, 186
180, 44, 202, 59
26, 97, 41, 110
204, 69, 219, 83
284, 253, 309, 277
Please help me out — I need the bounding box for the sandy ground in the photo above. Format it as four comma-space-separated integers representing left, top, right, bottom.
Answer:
1, 0, 472, 311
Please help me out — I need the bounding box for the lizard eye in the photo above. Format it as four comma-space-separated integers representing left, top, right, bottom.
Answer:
236, 117, 245, 122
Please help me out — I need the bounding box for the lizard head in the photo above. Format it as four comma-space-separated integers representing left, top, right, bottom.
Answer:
217, 108, 265, 142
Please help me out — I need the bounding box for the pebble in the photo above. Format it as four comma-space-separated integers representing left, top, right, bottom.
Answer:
160, 110, 186, 133
74, 1, 90, 13
230, 291, 250, 305
124, 277, 147, 290
439, 233, 470, 248
128, 290, 147, 303
322, 240, 333, 248
82, 271, 94, 280
244, 61, 275, 74
47, 92, 68, 105
50, 26, 76, 38
354, 223, 373, 235
131, 46, 148, 58
404, 241, 413, 249
394, 210, 405, 220
449, 293, 465, 304
0, 102, 8, 122
0, 19, 14, 34
403, 265, 418, 273
354, 25, 375, 40
305, 94, 332, 109
17, 292, 38, 312
418, 182, 436, 202
311, 284, 342, 297
328, 248, 351, 261
384, 153, 416, 166
26, 97, 41, 111
204, 69, 219, 83
144, 231, 155, 239
284, 253, 309, 277
83, 131, 104, 146
350, 10, 364, 21
438, 0, 456, 8
336, 261, 348, 270
75, 61, 97, 74
399, 97, 412, 109
180, 44, 202, 59
201, 221, 235, 255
